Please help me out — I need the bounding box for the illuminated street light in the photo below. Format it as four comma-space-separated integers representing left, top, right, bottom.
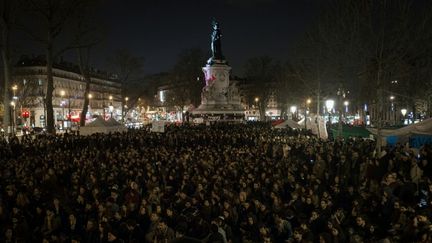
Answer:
12, 85, 18, 100
325, 99, 334, 113
11, 85, 18, 134
254, 97, 259, 102
401, 108, 407, 125
88, 93, 93, 99
10, 101, 16, 135
60, 90, 65, 128
390, 96, 395, 100
344, 100, 349, 113
401, 108, 407, 117
305, 99, 312, 129
325, 99, 335, 124
109, 95, 114, 118
290, 105, 297, 120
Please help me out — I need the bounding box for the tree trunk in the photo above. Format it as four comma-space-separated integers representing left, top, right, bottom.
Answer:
46, 42, 55, 134
259, 100, 266, 121
1, 27, 11, 135
78, 49, 90, 127
79, 83, 90, 126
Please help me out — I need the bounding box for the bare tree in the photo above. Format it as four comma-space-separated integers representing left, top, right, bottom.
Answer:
107, 49, 144, 122
0, 0, 17, 135
20, 0, 90, 134
290, 0, 432, 150
243, 56, 281, 121
161, 48, 206, 121
72, 0, 104, 126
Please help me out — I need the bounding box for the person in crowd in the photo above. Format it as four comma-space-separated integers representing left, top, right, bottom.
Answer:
0, 122, 431, 242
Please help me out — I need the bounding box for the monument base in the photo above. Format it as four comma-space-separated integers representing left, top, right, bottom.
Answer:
192, 104, 245, 122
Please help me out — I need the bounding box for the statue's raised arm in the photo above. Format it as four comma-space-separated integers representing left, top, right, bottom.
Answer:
210, 20, 224, 61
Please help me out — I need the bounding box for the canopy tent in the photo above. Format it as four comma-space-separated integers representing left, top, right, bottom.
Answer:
79, 116, 127, 135
298, 114, 328, 139
273, 114, 328, 139
274, 119, 302, 129
368, 118, 432, 147
85, 116, 107, 127
105, 117, 122, 126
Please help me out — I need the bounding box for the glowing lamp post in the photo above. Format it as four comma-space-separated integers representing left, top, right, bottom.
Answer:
325, 99, 335, 124
109, 95, 113, 118
254, 97, 260, 120
343, 100, 349, 113
401, 108, 407, 125
290, 105, 297, 120
10, 101, 16, 135
305, 98, 311, 129
88, 94, 93, 113
60, 90, 66, 129
11, 85, 18, 135
124, 97, 129, 122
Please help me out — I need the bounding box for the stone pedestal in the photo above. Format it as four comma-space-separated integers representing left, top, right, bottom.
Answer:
192, 61, 244, 122
192, 20, 244, 122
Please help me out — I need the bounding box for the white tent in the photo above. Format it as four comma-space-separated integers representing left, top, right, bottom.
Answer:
367, 118, 432, 147
274, 119, 302, 129
298, 114, 328, 139
368, 118, 432, 137
79, 117, 127, 135
105, 117, 122, 126
274, 115, 328, 139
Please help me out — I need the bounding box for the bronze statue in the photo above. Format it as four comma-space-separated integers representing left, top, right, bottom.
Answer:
210, 20, 225, 61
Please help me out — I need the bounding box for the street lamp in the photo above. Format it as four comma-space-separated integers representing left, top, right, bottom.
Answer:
12, 85, 18, 99
254, 97, 260, 121
124, 97, 129, 122
401, 108, 407, 125
343, 100, 349, 113
60, 90, 65, 129
87, 94, 93, 120
290, 105, 297, 120
109, 95, 113, 118
325, 99, 335, 124
11, 85, 18, 135
10, 101, 16, 135
305, 99, 311, 129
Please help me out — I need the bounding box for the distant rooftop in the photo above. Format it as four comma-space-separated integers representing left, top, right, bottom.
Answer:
16, 55, 120, 82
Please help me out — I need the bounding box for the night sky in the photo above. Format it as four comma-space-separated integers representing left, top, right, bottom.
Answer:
100, 0, 322, 76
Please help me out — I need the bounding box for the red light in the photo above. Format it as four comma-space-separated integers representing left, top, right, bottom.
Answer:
22, 111, 30, 118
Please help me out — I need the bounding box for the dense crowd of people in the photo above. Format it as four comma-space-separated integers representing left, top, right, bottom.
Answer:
1, 123, 432, 243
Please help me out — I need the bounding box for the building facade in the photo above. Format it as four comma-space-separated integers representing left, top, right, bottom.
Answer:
13, 57, 122, 129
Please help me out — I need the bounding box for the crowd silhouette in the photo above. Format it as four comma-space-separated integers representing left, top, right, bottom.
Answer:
0, 123, 432, 243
